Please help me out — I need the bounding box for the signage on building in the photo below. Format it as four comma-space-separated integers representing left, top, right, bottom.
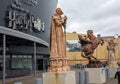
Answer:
23, 0, 38, 6
6, 0, 45, 32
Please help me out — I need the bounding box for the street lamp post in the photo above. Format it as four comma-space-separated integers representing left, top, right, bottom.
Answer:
2, 34, 6, 84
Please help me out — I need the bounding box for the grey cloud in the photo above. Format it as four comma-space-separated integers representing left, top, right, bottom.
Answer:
58, 0, 120, 36
92, 0, 120, 20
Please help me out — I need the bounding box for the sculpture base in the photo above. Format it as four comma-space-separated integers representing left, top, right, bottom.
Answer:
48, 57, 70, 72
87, 61, 102, 68
86, 68, 106, 84
43, 71, 76, 84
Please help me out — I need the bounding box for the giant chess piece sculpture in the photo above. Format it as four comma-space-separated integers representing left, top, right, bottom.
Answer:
78, 30, 104, 67
106, 38, 118, 67
48, 8, 69, 72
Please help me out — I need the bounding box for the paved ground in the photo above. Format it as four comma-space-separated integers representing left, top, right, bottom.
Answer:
105, 78, 118, 84
0, 72, 43, 84
0, 72, 118, 84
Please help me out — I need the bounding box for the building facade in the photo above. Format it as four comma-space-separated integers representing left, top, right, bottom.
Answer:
0, 0, 58, 78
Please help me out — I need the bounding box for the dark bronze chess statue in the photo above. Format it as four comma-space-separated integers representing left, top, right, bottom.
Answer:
78, 30, 104, 67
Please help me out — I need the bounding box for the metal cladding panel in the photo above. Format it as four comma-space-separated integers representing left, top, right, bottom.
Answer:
0, 0, 58, 42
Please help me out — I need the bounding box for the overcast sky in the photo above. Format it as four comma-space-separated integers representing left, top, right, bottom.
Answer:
57, 0, 120, 37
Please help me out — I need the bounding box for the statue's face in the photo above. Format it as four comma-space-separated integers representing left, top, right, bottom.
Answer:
56, 8, 63, 15
87, 30, 93, 36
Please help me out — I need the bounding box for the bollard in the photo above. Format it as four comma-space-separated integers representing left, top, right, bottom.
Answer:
84, 71, 89, 84
76, 71, 79, 84
36, 78, 42, 84
79, 71, 85, 84
108, 68, 110, 80
105, 68, 110, 81
14, 82, 22, 84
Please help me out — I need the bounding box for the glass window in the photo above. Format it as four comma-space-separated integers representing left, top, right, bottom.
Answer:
12, 55, 17, 58
17, 55, 23, 58
0, 55, 2, 58
66, 40, 81, 52
28, 56, 32, 58
11, 55, 32, 70
12, 58, 19, 69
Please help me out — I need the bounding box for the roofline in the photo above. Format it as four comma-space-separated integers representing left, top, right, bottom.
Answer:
0, 26, 49, 47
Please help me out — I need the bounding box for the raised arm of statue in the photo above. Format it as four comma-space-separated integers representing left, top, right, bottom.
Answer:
54, 18, 64, 26
53, 15, 67, 26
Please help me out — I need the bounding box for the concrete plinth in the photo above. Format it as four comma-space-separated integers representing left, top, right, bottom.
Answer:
86, 68, 106, 84
35, 78, 42, 84
14, 82, 22, 84
43, 71, 76, 84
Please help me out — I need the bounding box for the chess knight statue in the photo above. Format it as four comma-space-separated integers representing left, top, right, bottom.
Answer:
78, 30, 104, 67
48, 8, 69, 72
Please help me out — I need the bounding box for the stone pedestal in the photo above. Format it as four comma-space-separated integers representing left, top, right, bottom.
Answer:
48, 58, 69, 72
108, 66, 117, 78
35, 78, 42, 84
43, 71, 76, 84
14, 82, 22, 84
86, 68, 106, 84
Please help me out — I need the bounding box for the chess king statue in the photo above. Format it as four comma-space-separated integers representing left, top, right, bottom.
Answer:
48, 8, 69, 72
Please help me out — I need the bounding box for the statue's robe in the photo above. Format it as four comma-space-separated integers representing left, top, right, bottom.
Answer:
50, 14, 66, 58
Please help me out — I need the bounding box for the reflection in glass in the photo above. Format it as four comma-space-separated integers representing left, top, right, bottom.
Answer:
66, 40, 81, 52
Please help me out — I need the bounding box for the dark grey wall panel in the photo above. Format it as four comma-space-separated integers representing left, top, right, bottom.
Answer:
0, 0, 58, 42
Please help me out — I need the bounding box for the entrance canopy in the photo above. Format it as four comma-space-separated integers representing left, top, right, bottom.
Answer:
0, 26, 49, 47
